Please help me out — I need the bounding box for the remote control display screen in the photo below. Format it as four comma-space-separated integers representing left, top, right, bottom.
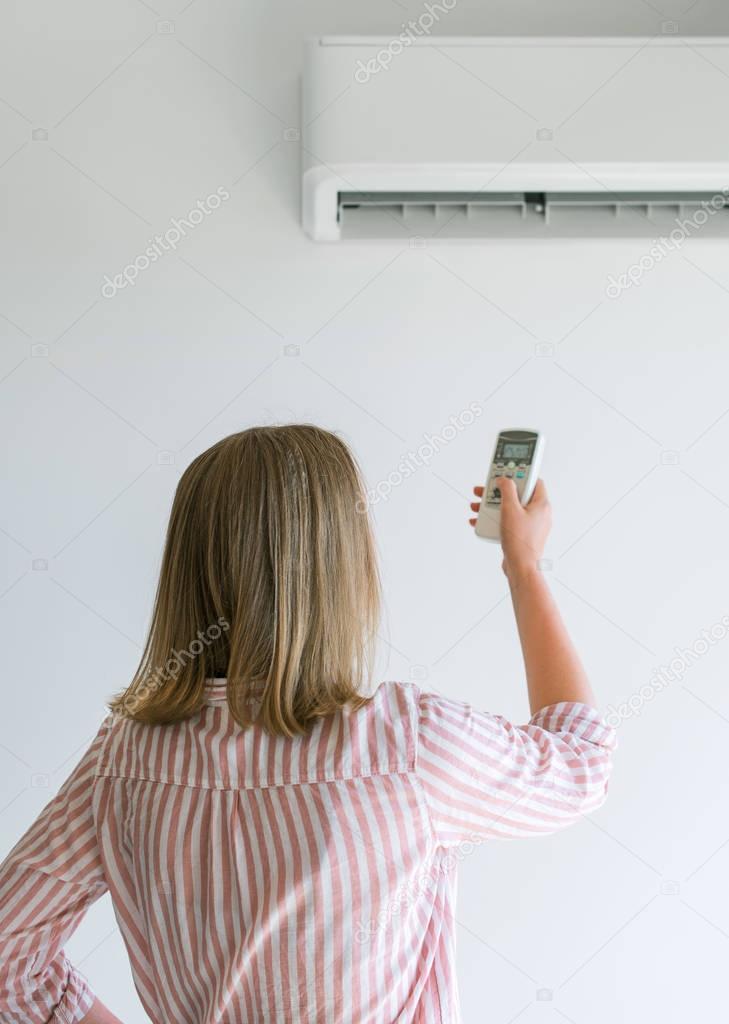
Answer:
502, 442, 530, 460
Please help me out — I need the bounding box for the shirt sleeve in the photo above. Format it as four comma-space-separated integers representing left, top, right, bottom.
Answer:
0, 714, 113, 1023
416, 692, 616, 846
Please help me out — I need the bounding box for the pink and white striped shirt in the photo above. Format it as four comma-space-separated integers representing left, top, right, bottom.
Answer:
0, 680, 615, 1024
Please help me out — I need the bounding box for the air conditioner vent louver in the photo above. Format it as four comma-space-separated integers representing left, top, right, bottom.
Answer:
336, 191, 729, 239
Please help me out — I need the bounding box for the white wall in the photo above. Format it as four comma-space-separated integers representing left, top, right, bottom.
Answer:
3, 2, 729, 1021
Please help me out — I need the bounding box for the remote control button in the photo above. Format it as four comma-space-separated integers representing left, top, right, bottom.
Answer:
516, 471, 525, 478
507, 461, 516, 469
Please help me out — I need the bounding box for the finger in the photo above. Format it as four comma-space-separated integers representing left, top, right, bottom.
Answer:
473, 485, 484, 497
498, 476, 519, 505
469, 517, 477, 527
470, 501, 481, 512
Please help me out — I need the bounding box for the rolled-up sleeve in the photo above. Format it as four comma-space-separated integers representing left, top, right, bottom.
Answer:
416, 693, 616, 846
0, 715, 113, 1023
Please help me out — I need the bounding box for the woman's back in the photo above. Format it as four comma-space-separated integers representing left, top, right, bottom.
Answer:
0, 678, 614, 1024
100, 679, 432, 1023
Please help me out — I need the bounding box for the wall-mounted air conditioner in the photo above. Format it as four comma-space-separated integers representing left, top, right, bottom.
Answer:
302, 36, 729, 240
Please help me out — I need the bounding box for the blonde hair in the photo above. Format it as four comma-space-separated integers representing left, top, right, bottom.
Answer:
109, 425, 380, 736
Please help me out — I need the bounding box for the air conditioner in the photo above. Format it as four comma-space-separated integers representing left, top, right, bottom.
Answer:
302, 35, 729, 241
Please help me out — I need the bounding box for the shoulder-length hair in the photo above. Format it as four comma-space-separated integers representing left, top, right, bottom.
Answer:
109, 425, 380, 736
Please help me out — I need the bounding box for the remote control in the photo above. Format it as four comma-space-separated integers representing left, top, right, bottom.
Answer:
475, 429, 545, 542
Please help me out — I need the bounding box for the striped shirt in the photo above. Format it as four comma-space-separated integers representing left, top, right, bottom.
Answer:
0, 680, 615, 1024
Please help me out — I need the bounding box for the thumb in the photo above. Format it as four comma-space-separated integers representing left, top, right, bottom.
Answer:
498, 476, 520, 508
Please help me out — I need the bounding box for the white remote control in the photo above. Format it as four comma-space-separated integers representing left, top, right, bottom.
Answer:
475, 429, 545, 542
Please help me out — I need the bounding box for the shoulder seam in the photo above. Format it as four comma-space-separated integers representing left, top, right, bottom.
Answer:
392, 680, 419, 773
411, 686, 438, 848
93, 711, 116, 778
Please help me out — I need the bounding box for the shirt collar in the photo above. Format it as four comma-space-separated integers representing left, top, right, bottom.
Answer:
203, 677, 228, 703
203, 677, 266, 704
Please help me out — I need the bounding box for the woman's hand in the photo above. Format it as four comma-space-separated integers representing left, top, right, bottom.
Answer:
469, 477, 552, 581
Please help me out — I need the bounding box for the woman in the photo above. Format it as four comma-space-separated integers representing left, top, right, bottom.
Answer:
0, 425, 615, 1024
